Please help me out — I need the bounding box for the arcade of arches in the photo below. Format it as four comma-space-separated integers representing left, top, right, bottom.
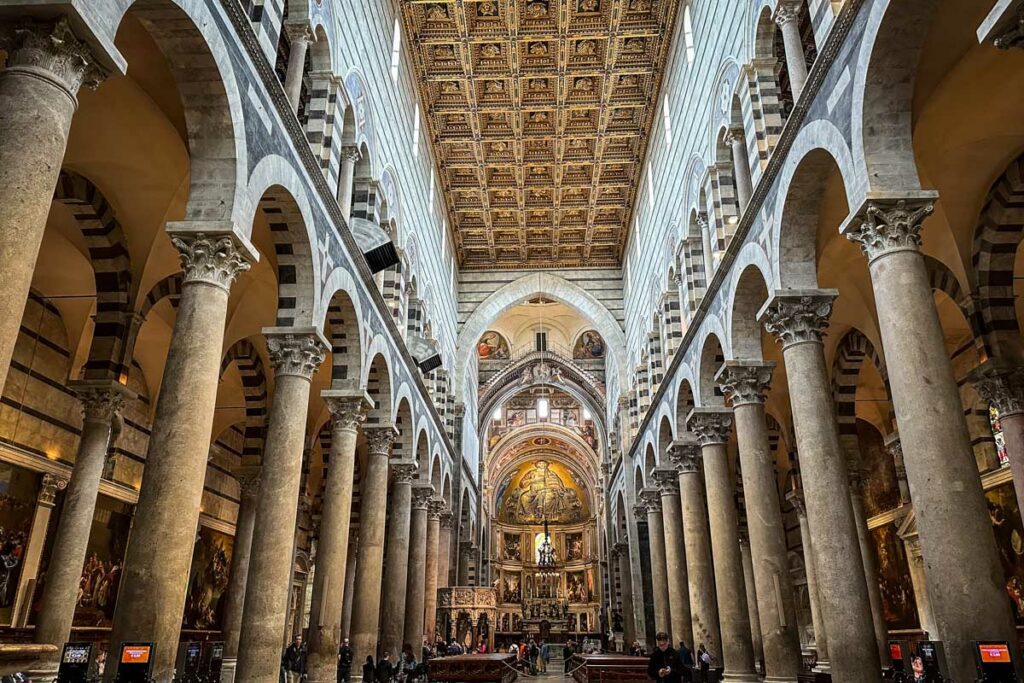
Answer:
1, 0, 1024, 682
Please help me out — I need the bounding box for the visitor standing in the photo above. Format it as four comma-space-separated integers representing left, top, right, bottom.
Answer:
677, 640, 694, 683
695, 644, 711, 683
647, 633, 683, 683
338, 638, 353, 682
283, 635, 306, 683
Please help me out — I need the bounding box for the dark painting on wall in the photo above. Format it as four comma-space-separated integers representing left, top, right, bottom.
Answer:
0, 463, 38, 624
565, 533, 584, 562
182, 526, 233, 630
870, 524, 919, 631
857, 420, 900, 518
985, 481, 1024, 624
33, 495, 133, 628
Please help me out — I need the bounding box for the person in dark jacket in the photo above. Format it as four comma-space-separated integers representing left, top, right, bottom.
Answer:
362, 656, 376, 683
677, 641, 694, 683
338, 638, 354, 682
283, 635, 306, 683
563, 641, 575, 674
376, 652, 395, 683
695, 644, 711, 683
647, 632, 684, 683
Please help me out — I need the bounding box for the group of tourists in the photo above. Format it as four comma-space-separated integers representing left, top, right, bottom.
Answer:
506, 638, 556, 674
645, 632, 713, 683
281, 636, 429, 683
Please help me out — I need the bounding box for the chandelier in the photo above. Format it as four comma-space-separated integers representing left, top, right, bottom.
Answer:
537, 519, 558, 576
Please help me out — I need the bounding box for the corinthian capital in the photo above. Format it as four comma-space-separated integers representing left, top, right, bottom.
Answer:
841, 196, 937, 262
429, 497, 445, 520
363, 426, 398, 456
668, 436, 702, 474
171, 233, 253, 291
759, 289, 838, 348
440, 509, 455, 529
716, 361, 774, 407
1, 17, 108, 98
391, 459, 418, 484
774, 1, 802, 27
69, 379, 133, 424
265, 329, 327, 379
322, 390, 373, 431
688, 407, 733, 446
412, 483, 435, 509
970, 360, 1024, 418
651, 466, 680, 496
639, 488, 662, 513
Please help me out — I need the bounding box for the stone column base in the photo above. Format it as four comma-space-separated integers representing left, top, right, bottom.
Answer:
812, 658, 831, 674
24, 663, 58, 683
763, 677, 799, 683
220, 658, 237, 683
721, 673, 760, 682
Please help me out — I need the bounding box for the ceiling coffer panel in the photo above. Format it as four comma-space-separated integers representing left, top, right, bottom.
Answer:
401, 0, 681, 270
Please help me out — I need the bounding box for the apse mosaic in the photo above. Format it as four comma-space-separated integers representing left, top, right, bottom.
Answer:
496, 459, 589, 524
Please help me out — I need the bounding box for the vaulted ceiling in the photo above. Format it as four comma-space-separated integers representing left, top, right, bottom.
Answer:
400, 0, 682, 269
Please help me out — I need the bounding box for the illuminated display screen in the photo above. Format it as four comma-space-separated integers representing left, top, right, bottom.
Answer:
978, 643, 1011, 664
121, 645, 151, 664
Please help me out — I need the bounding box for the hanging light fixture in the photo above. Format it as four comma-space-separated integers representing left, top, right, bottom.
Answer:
537, 518, 558, 576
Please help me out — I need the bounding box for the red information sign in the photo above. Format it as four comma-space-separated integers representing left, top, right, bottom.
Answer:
978, 643, 1011, 663
121, 645, 152, 664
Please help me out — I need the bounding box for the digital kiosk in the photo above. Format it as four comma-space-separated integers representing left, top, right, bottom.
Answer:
200, 641, 224, 682
974, 641, 1017, 682
115, 642, 154, 683
56, 642, 94, 683
174, 642, 202, 682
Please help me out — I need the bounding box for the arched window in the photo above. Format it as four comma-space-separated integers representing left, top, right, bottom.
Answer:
390, 18, 402, 82
683, 4, 695, 64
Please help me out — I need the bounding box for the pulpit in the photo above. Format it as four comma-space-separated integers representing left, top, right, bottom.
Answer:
436, 587, 499, 653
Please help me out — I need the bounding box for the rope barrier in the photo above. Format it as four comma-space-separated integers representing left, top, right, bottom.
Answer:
498, 659, 588, 678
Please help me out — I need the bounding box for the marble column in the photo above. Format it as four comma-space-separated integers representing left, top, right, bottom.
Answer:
108, 230, 254, 682
652, 467, 693, 647
637, 489, 671, 635
35, 382, 129, 658
972, 361, 1024, 507
351, 427, 397, 679
236, 330, 327, 683
222, 467, 261, 669
404, 483, 434, 648
438, 510, 453, 588
614, 542, 637, 647
847, 470, 890, 666
697, 212, 715, 281
306, 392, 372, 683
669, 438, 722, 663
0, 18, 108, 395
424, 498, 444, 642
786, 489, 829, 669
457, 542, 474, 586
725, 127, 753, 212
689, 407, 758, 682
341, 531, 359, 639
760, 291, 880, 681
338, 146, 361, 221
774, 1, 809, 100
843, 197, 1019, 680
716, 362, 801, 682
738, 531, 764, 671
381, 460, 418, 659
12, 474, 67, 627
283, 25, 312, 113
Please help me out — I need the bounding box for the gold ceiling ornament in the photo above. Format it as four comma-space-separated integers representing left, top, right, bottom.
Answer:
399, 0, 681, 269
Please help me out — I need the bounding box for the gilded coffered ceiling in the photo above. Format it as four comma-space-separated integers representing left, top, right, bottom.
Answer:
399, 0, 681, 269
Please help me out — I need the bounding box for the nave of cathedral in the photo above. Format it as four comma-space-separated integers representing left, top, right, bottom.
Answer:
0, 0, 1023, 681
